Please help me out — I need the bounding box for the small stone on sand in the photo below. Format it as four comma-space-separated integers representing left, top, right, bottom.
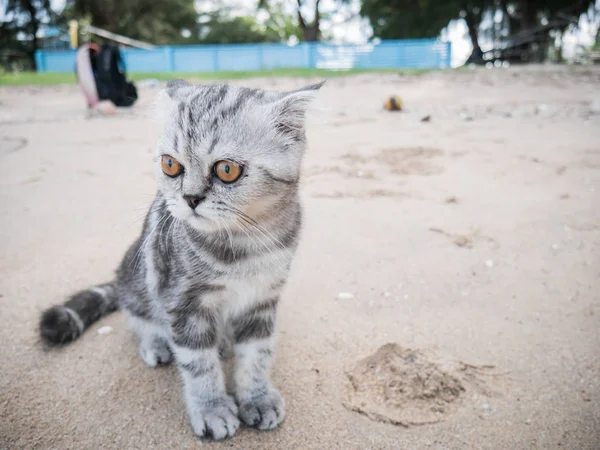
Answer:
337, 292, 354, 300
97, 326, 113, 335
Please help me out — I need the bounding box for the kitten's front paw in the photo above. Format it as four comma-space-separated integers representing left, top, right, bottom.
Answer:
237, 388, 285, 431
189, 396, 240, 440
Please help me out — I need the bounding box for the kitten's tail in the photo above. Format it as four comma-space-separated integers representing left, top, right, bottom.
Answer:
39, 282, 119, 345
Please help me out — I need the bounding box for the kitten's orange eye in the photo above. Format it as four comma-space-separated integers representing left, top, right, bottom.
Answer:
214, 160, 243, 183
161, 155, 183, 177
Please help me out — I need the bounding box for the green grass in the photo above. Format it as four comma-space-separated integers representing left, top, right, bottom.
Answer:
0, 72, 78, 85
0, 68, 431, 86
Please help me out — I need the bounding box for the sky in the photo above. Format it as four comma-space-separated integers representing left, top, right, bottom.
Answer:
49, 0, 599, 67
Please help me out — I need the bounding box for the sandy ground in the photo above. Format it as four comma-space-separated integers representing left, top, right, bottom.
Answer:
1, 66, 599, 449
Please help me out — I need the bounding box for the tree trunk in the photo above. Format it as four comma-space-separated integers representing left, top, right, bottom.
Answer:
554, 26, 569, 63
25, 0, 39, 70
500, 0, 511, 35
517, 0, 536, 31
464, 5, 483, 63
301, 23, 319, 42
556, 38, 563, 63
297, 0, 320, 42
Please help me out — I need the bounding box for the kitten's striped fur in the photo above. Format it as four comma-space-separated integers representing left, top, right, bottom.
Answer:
39, 80, 323, 440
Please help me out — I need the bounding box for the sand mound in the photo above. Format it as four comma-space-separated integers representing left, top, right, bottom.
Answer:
344, 343, 466, 426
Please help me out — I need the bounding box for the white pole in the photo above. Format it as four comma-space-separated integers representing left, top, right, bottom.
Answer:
86, 26, 155, 50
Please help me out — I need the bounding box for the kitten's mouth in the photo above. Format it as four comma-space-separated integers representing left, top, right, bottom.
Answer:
190, 210, 207, 219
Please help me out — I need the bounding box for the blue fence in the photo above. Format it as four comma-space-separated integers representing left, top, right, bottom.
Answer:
35, 39, 451, 73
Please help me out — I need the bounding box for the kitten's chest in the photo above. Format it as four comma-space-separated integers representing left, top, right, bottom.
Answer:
217, 255, 291, 314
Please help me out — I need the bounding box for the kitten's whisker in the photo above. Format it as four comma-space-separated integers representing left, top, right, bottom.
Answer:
228, 206, 260, 227
131, 214, 148, 225
158, 213, 171, 239
212, 204, 292, 265
232, 220, 260, 252
246, 218, 292, 256
227, 209, 277, 251
236, 220, 289, 267
130, 201, 161, 225
215, 217, 226, 243
234, 213, 294, 259
227, 206, 292, 254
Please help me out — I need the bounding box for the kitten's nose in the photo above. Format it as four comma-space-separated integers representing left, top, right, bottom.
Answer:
183, 195, 204, 210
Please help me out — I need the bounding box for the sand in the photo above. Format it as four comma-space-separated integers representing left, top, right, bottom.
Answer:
1, 66, 599, 449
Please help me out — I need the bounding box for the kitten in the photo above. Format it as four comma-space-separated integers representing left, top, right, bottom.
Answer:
39, 79, 323, 440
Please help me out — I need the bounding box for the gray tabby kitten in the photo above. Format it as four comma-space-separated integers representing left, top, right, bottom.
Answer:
39, 79, 322, 440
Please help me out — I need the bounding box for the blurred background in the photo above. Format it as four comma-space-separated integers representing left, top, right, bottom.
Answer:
1, 0, 599, 75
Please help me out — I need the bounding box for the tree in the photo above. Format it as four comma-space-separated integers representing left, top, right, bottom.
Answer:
65, 0, 198, 45
0, 0, 55, 69
462, 1, 487, 63
476, 0, 596, 62
361, 0, 596, 64
360, 0, 459, 40
197, 14, 273, 45
193, 4, 301, 45
296, 0, 321, 41
261, 1, 302, 42
257, 0, 320, 42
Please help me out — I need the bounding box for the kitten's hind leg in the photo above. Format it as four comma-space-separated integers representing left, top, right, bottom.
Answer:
128, 315, 173, 367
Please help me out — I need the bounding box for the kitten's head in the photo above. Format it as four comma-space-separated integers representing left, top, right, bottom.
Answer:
155, 80, 322, 232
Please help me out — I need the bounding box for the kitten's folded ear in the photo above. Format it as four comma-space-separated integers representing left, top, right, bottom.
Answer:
155, 79, 193, 125
166, 79, 191, 97
270, 81, 325, 140
294, 80, 326, 92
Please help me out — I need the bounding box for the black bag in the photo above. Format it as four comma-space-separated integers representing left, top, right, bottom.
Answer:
93, 44, 138, 107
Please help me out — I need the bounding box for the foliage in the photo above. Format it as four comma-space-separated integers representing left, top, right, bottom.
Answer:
362, 0, 595, 40
0, 20, 32, 70
64, 0, 198, 45
261, 2, 302, 42
4, 0, 597, 72
474, 0, 596, 61
196, 9, 300, 45
65, 1, 300, 46
196, 14, 270, 44
259, 0, 320, 42
362, 0, 597, 63
361, 0, 459, 39
0, 0, 57, 69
